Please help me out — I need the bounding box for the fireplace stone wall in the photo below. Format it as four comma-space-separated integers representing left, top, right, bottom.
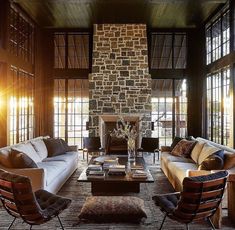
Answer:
89, 24, 152, 137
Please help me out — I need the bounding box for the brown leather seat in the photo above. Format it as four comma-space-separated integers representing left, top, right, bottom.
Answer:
0, 169, 71, 229
83, 137, 105, 161
152, 171, 228, 230
137, 137, 159, 162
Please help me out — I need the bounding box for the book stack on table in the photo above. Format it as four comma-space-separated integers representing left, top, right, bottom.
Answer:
108, 165, 126, 176
131, 170, 148, 179
130, 165, 144, 170
86, 164, 105, 179
103, 158, 119, 170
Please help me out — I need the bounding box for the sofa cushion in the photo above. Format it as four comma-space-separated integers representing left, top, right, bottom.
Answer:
0, 148, 14, 168
12, 142, 41, 163
171, 139, 197, 158
223, 153, 235, 169
37, 161, 67, 186
191, 141, 205, 164
198, 143, 221, 165
31, 139, 48, 160
10, 149, 38, 168
168, 161, 198, 185
161, 152, 195, 165
78, 196, 147, 222
198, 154, 224, 170
42, 152, 78, 165
43, 138, 66, 157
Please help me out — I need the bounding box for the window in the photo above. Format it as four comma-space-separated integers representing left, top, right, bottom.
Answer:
152, 79, 188, 146
206, 5, 230, 65
54, 79, 89, 148
206, 67, 233, 146
54, 32, 89, 69
8, 66, 34, 145
150, 33, 187, 69
9, 5, 34, 63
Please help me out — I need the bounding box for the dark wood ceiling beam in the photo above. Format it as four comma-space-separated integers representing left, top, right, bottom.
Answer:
148, 0, 226, 3
14, 0, 223, 28
150, 69, 187, 79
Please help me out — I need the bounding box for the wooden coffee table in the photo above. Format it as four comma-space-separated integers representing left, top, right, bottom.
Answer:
77, 155, 154, 194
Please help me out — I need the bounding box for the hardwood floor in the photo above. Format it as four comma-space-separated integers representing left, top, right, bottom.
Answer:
0, 152, 234, 229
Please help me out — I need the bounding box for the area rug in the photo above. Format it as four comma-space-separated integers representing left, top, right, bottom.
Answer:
0, 153, 234, 229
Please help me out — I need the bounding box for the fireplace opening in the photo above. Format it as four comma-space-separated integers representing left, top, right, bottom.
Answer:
99, 115, 140, 154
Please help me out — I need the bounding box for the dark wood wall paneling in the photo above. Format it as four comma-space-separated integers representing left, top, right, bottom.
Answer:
34, 28, 54, 138
0, 0, 54, 146
187, 27, 205, 137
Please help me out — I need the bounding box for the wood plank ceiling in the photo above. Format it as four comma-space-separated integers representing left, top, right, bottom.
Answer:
13, 0, 226, 29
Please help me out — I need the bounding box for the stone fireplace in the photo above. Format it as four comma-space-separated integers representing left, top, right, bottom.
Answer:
89, 24, 152, 148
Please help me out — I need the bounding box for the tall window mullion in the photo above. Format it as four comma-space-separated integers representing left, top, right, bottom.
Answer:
152, 79, 187, 146
54, 79, 89, 149
206, 67, 232, 146
8, 67, 34, 145
206, 5, 230, 65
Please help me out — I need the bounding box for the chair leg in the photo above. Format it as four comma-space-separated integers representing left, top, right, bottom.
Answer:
29, 225, 32, 230
159, 213, 167, 230
153, 152, 155, 163
57, 215, 65, 230
8, 217, 16, 230
186, 224, 189, 230
83, 150, 84, 160
208, 217, 216, 230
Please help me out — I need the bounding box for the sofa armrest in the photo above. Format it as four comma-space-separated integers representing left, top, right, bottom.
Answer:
161, 146, 171, 152
1, 167, 45, 192
187, 170, 211, 177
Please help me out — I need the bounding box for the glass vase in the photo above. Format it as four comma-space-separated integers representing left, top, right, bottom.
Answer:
128, 138, 136, 162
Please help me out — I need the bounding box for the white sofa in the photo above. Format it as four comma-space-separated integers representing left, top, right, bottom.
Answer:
161, 137, 235, 191
0, 136, 78, 193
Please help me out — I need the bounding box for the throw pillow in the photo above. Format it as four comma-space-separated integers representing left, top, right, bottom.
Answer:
78, 196, 147, 222
60, 138, 71, 152
10, 149, 38, 168
198, 143, 221, 165
31, 139, 48, 160
0, 149, 14, 168
223, 152, 235, 169
171, 139, 197, 158
190, 141, 205, 164
12, 142, 41, 163
43, 138, 66, 157
170, 137, 183, 149
214, 149, 224, 160
198, 154, 224, 170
